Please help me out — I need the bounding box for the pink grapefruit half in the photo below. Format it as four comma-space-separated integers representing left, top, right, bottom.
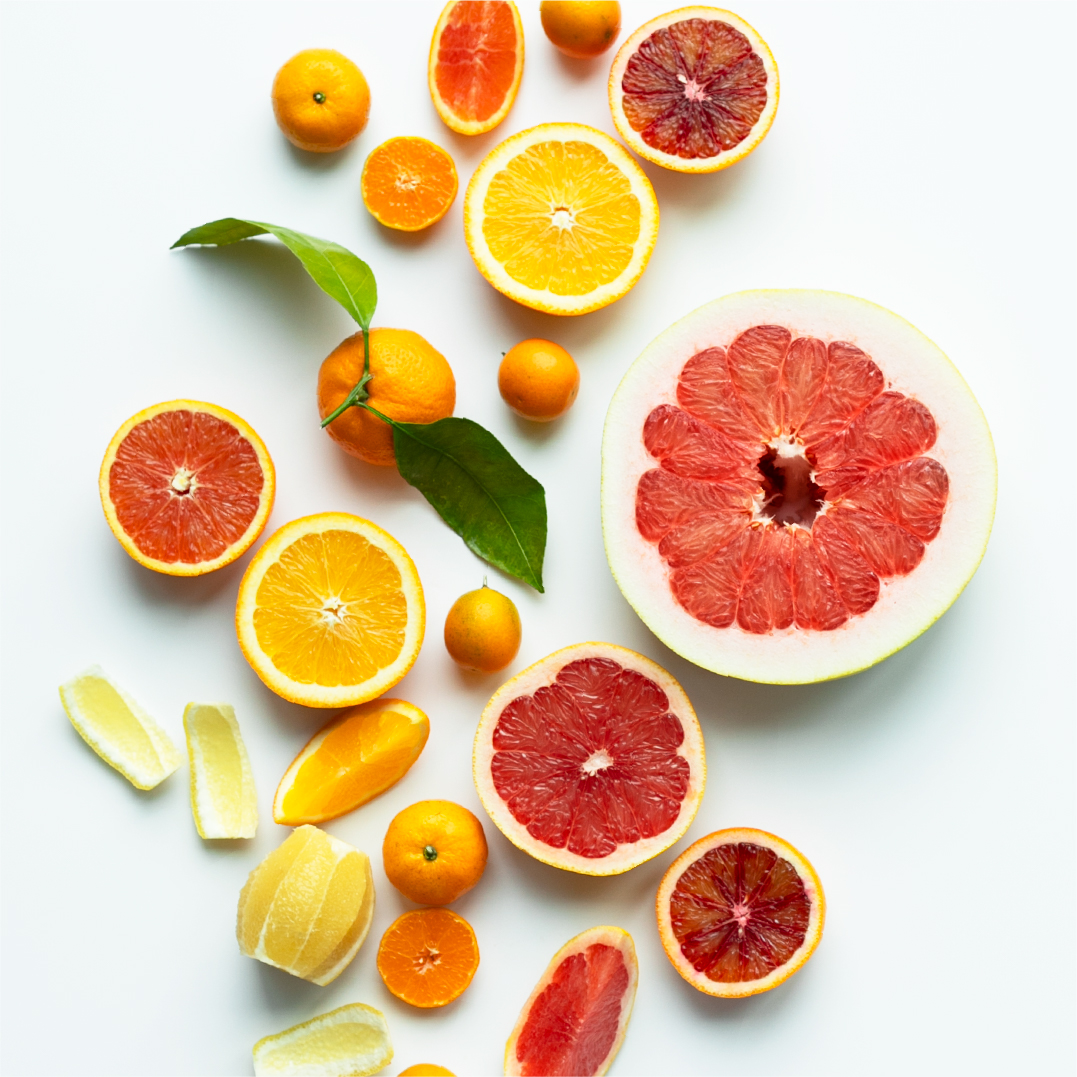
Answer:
602, 290, 996, 684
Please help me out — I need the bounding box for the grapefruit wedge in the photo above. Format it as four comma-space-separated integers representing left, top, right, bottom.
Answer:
473, 643, 704, 876
505, 926, 637, 1077
602, 290, 997, 684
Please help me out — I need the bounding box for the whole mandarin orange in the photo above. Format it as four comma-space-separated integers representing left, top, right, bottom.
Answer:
318, 328, 455, 466
444, 586, 521, 673
498, 339, 579, 422
540, 2, 622, 59
399, 1067, 456, 1076
272, 48, 370, 152
383, 800, 488, 906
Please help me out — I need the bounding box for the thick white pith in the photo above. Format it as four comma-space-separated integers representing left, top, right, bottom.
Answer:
601, 290, 997, 684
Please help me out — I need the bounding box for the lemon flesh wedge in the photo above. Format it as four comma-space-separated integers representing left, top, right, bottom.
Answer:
183, 702, 257, 839
252, 1002, 392, 1076
237, 824, 375, 985
60, 665, 181, 790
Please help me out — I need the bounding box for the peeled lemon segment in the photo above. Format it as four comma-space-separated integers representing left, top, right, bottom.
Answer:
183, 702, 257, 839
237, 825, 375, 986
60, 665, 181, 790
252, 1002, 392, 1077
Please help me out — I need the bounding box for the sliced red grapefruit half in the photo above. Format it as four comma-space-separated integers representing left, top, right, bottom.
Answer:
601, 290, 997, 684
505, 926, 637, 1077
473, 643, 705, 876
609, 6, 779, 173
657, 828, 825, 998
100, 400, 275, 576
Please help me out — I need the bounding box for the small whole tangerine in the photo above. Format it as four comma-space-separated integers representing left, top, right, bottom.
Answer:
272, 48, 370, 153
318, 328, 455, 467
498, 339, 580, 422
399, 1064, 456, 1075
444, 585, 521, 673
540, 1, 622, 59
383, 800, 488, 906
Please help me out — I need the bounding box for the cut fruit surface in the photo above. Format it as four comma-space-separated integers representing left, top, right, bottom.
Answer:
464, 123, 659, 316
602, 290, 997, 684
656, 828, 824, 998
377, 908, 480, 1008
60, 666, 181, 790
274, 699, 429, 825
236, 513, 425, 708
361, 136, 458, 231
252, 1002, 392, 1076
474, 643, 704, 875
237, 825, 375, 985
184, 702, 257, 839
505, 926, 637, 1077
429, 0, 524, 135
100, 400, 274, 575
609, 7, 778, 173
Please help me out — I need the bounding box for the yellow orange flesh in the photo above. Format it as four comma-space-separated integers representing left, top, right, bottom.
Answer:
184, 702, 258, 839
252, 1002, 392, 1076
274, 698, 430, 825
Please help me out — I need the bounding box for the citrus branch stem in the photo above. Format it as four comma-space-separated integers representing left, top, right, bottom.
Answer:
320, 325, 372, 427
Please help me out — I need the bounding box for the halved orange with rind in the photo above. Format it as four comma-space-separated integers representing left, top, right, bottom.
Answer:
464, 123, 659, 316
609, 6, 779, 174
236, 513, 425, 708
656, 827, 825, 998
99, 399, 274, 576
361, 136, 459, 232
377, 908, 479, 1008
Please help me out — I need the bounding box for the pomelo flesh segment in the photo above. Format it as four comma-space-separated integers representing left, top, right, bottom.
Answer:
602, 290, 996, 684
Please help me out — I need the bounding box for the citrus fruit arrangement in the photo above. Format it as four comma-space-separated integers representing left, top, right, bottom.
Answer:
59, 3, 998, 1074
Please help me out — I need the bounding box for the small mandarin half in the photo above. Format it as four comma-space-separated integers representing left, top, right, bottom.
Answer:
499, 339, 580, 421
383, 799, 488, 905
377, 908, 479, 1008
272, 48, 370, 152
361, 136, 458, 231
444, 585, 522, 672
540, 2, 622, 58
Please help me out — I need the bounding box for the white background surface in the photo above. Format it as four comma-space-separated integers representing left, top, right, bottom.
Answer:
1, 2, 1074, 1075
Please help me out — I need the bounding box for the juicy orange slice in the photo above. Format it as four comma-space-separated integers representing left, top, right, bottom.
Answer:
464, 123, 659, 316
273, 698, 429, 825
362, 137, 458, 232
377, 908, 479, 1008
429, 1, 524, 135
235, 513, 425, 708
100, 400, 275, 576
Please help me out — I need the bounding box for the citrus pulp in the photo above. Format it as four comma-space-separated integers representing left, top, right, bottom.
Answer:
252, 1002, 392, 1076
377, 909, 480, 1008
183, 702, 257, 839
361, 136, 458, 231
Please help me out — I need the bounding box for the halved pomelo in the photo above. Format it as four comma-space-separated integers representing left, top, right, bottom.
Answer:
100, 400, 274, 575
602, 290, 997, 684
473, 643, 704, 876
429, 0, 524, 136
656, 828, 824, 998
505, 926, 637, 1077
609, 7, 779, 173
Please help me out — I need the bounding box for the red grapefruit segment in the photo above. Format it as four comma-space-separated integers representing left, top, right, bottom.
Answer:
657, 828, 825, 998
602, 290, 996, 684
505, 926, 637, 1077
474, 643, 704, 876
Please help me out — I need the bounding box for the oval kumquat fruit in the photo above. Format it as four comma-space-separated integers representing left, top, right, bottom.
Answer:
499, 339, 580, 421
377, 908, 480, 1008
443, 585, 522, 672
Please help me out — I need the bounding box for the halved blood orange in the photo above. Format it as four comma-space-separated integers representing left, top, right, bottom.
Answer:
505, 926, 637, 1077
602, 290, 997, 683
473, 643, 704, 876
609, 6, 779, 173
429, 1, 524, 136
99, 400, 274, 576
656, 828, 825, 998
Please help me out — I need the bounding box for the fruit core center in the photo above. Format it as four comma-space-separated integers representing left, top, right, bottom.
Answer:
415, 946, 441, 972
423, 844, 438, 861
321, 598, 347, 623
582, 748, 613, 776
170, 467, 195, 495
677, 74, 708, 103
550, 206, 576, 231
731, 901, 752, 934
395, 172, 421, 192
756, 441, 825, 528
312, 91, 326, 104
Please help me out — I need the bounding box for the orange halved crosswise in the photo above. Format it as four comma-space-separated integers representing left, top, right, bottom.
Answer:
362, 137, 459, 232
377, 908, 479, 1008
236, 514, 425, 708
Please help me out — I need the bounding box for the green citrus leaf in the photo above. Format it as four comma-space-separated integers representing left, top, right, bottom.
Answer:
171, 218, 376, 328
390, 417, 546, 592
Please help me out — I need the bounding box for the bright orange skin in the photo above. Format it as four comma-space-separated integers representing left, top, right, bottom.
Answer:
383, 800, 488, 905
499, 340, 580, 422
444, 586, 522, 672
540, 2, 621, 58
400, 1067, 456, 1076
272, 49, 370, 152
318, 328, 455, 466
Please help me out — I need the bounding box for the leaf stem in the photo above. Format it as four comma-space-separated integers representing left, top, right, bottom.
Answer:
320, 326, 372, 428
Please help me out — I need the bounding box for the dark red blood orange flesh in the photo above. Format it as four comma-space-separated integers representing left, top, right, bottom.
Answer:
635, 325, 950, 634
670, 841, 811, 983
491, 657, 689, 859
515, 943, 629, 1077
108, 409, 265, 564
621, 18, 768, 159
